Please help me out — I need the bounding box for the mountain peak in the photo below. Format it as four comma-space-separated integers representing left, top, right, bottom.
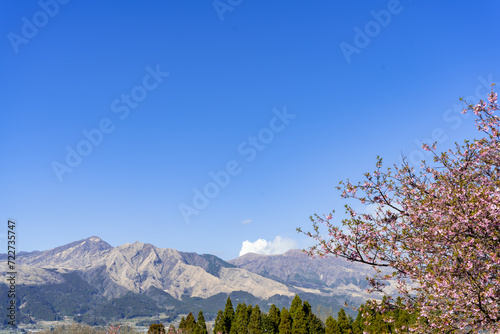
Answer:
14, 236, 113, 268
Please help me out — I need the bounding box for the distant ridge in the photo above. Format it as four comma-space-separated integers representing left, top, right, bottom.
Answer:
0, 236, 389, 325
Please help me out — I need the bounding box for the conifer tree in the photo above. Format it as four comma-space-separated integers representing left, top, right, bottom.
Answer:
356, 300, 409, 334
262, 313, 277, 334
393, 297, 411, 331
230, 303, 249, 334
350, 307, 364, 334
289, 295, 303, 320
279, 308, 293, 334
197, 310, 208, 334
213, 310, 224, 334
248, 305, 262, 334
308, 313, 325, 334
268, 304, 281, 333
337, 309, 352, 334
291, 306, 308, 334
325, 316, 341, 334
303, 301, 312, 318
223, 296, 235, 333
179, 312, 197, 334
179, 317, 186, 331
246, 304, 253, 324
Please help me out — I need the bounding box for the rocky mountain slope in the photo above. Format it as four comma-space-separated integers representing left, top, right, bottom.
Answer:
3, 236, 294, 300
229, 249, 374, 292
0, 237, 386, 325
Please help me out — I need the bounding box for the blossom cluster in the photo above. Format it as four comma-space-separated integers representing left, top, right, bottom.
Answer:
300, 88, 500, 333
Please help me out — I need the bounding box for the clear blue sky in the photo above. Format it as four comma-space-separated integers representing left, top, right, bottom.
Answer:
1, 0, 499, 260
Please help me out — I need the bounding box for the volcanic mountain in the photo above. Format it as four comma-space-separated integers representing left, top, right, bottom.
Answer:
0, 237, 386, 325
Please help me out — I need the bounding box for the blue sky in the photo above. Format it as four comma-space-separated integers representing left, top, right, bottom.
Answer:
1, 0, 499, 260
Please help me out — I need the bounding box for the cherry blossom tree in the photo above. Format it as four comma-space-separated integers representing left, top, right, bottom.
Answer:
299, 88, 500, 333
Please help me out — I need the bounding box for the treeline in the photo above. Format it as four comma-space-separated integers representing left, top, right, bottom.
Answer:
148, 311, 209, 334
149, 295, 417, 334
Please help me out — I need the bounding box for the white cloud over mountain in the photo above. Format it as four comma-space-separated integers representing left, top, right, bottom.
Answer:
239, 236, 297, 256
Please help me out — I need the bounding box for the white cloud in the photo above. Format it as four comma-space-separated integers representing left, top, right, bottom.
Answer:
239, 236, 297, 256
241, 219, 252, 224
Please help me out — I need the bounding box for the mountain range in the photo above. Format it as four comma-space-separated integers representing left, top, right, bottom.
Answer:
0, 236, 391, 326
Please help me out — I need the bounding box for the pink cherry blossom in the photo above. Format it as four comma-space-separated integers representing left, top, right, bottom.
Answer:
299, 86, 500, 333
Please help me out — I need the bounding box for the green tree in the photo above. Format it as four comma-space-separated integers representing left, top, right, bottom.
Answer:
393, 297, 411, 332
262, 313, 277, 334
230, 303, 249, 334
350, 307, 364, 334
303, 301, 312, 318
268, 304, 281, 333
337, 309, 352, 334
325, 316, 341, 334
179, 317, 186, 331
223, 296, 235, 333
148, 323, 166, 334
213, 310, 225, 334
197, 310, 208, 334
308, 313, 325, 334
279, 308, 292, 334
178, 312, 197, 334
356, 299, 410, 334
246, 304, 254, 324
291, 306, 308, 334
289, 295, 303, 320
167, 324, 177, 334
248, 305, 262, 334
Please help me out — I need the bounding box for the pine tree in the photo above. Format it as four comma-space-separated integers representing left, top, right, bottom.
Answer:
197, 310, 208, 334
279, 308, 293, 334
268, 304, 281, 333
213, 310, 224, 334
179, 312, 197, 334
223, 296, 235, 333
360, 303, 391, 334
351, 306, 364, 334
291, 306, 308, 334
308, 313, 325, 334
289, 295, 303, 321
246, 304, 253, 324
262, 313, 277, 334
230, 303, 249, 334
248, 305, 262, 334
303, 301, 312, 318
325, 316, 341, 334
337, 309, 352, 334
393, 297, 411, 332
179, 317, 186, 331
